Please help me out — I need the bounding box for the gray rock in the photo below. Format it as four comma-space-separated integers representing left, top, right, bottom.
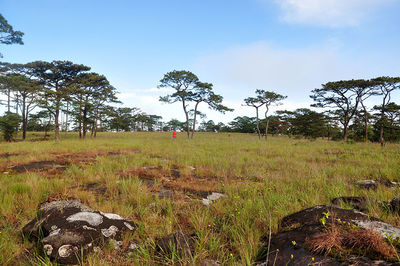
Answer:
352, 220, 400, 238
22, 199, 136, 264
202, 192, 225, 206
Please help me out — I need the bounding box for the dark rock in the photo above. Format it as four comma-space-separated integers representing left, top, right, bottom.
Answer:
331, 196, 376, 212
356, 180, 377, 190
390, 196, 400, 214
170, 169, 180, 179
156, 230, 194, 257
378, 179, 400, 189
22, 199, 136, 265
157, 188, 174, 199
257, 205, 399, 266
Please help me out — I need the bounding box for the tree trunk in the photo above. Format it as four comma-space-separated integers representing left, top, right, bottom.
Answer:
65, 101, 69, 136
364, 110, 368, 142
22, 96, 26, 140
379, 96, 387, 147
256, 107, 261, 139
93, 107, 99, 138
45, 114, 51, 138
15, 93, 19, 136
264, 107, 269, 140
55, 108, 60, 141
82, 109, 87, 139
7, 87, 10, 113
360, 102, 368, 142
182, 99, 190, 139
191, 102, 200, 139
343, 122, 348, 141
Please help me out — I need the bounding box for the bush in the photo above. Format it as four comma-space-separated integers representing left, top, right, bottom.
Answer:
0, 112, 21, 141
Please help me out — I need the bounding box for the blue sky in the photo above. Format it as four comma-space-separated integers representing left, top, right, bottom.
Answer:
1, 0, 400, 123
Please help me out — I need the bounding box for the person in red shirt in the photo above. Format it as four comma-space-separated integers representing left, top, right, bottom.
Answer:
172, 131, 177, 140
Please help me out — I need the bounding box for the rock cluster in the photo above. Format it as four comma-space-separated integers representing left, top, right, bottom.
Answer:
257, 205, 400, 265
22, 199, 136, 264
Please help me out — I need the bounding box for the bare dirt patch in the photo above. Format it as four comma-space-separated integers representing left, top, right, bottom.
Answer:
10, 161, 67, 174
84, 182, 108, 196
0, 152, 26, 159
5, 149, 140, 175
119, 166, 222, 200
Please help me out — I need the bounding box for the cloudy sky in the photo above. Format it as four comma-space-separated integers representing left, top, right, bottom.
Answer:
1, 0, 400, 123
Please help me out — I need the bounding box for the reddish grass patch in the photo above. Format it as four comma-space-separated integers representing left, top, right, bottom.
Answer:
343, 229, 397, 258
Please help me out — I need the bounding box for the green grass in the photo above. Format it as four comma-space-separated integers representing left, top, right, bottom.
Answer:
0, 132, 399, 265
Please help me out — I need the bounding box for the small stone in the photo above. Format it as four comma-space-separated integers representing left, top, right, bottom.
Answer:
50, 225, 58, 231
199, 259, 221, 266
58, 244, 78, 258
129, 243, 139, 250
124, 222, 135, 231
101, 225, 118, 237
43, 244, 53, 256
83, 225, 96, 231
48, 228, 60, 237
111, 239, 123, 250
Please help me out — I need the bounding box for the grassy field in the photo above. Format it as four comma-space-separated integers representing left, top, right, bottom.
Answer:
0, 132, 399, 265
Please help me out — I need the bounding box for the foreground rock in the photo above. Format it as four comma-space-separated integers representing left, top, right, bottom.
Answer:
22, 199, 136, 264
257, 205, 400, 265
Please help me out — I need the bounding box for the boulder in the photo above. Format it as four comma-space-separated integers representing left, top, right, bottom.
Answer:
22, 199, 136, 264
331, 196, 376, 212
257, 205, 399, 265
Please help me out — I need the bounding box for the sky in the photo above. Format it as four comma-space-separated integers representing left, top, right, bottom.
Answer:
1, 0, 400, 124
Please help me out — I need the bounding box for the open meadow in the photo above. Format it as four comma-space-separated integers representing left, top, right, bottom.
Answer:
0, 132, 400, 265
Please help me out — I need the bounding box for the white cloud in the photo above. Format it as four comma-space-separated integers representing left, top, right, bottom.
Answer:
273, 0, 394, 27
193, 40, 400, 110
194, 41, 365, 99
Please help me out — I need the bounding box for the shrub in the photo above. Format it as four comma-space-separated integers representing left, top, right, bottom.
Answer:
0, 112, 21, 141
